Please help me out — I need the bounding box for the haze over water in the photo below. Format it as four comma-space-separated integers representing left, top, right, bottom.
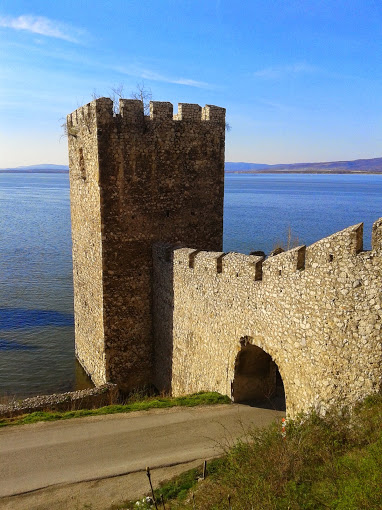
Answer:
0, 172, 381, 397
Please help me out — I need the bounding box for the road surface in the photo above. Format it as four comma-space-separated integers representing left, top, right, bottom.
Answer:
0, 403, 284, 509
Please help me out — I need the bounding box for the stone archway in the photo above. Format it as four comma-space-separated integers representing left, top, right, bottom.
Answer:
232, 337, 285, 410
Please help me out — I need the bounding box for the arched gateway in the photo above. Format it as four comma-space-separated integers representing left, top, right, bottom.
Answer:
232, 337, 285, 411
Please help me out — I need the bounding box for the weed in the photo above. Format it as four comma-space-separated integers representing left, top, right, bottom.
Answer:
272, 225, 300, 253
117, 395, 382, 509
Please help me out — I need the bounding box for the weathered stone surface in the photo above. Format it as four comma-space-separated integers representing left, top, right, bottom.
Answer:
68, 98, 225, 392
153, 221, 382, 417
68, 98, 382, 418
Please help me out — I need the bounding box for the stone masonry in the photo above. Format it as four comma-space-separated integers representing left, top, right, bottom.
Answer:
68, 98, 381, 416
153, 221, 382, 417
67, 98, 225, 391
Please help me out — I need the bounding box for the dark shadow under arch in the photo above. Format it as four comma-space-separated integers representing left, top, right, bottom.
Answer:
232, 338, 285, 411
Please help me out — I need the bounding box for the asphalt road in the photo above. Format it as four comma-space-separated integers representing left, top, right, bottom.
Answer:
0, 404, 284, 509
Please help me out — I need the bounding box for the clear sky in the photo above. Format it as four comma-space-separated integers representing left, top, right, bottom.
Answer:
1, 0, 381, 167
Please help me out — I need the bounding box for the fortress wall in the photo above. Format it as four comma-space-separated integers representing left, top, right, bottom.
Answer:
68, 98, 225, 391
159, 220, 382, 417
68, 97, 382, 413
67, 101, 111, 385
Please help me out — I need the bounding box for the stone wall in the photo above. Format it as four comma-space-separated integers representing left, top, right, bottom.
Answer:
68, 98, 381, 417
68, 100, 108, 386
0, 384, 118, 418
67, 98, 226, 392
153, 220, 382, 417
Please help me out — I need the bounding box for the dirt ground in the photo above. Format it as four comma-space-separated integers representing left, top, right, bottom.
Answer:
0, 459, 203, 510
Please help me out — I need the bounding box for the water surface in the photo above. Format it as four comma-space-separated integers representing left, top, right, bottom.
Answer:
0, 173, 381, 397
0, 174, 90, 397
224, 173, 382, 253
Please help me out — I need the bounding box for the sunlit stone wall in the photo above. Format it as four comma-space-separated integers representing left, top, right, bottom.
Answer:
68, 98, 225, 391
153, 220, 382, 417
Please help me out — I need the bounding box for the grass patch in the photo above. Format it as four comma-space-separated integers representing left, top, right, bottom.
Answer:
0, 392, 230, 428
154, 458, 224, 503
117, 394, 382, 509
112, 459, 225, 509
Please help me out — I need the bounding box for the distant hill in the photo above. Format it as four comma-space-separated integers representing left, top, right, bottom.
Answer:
0, 164, 69, 173
225, 157, 382, 174
225, 162, 270, 171
2, 158, 382, 174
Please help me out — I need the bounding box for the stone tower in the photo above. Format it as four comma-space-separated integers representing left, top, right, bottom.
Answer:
67, 98, 226, 392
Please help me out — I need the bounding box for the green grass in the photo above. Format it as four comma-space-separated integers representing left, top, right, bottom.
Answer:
0, 392, 230, 428
111, 459, 225, 510
116, 394, 382, 509
153, 458, 224, 503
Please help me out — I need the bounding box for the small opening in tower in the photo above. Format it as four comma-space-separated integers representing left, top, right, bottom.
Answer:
78, 147, 86, 181
279, 269, 282, 276
329, 254, 334, 262
166, 210, 170, 218
191, 211, 196, 216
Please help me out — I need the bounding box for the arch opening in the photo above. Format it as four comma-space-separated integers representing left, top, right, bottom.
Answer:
232, 338, 285, 411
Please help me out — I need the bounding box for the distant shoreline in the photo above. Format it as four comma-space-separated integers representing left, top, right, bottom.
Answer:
2, 169, 382, 175
225, 170, 382, 175
0, 170, 69, 174
2, 157, 382, 174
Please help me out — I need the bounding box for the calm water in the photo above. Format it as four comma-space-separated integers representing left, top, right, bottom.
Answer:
1, 172, 381, 397
224, 173, 382, 253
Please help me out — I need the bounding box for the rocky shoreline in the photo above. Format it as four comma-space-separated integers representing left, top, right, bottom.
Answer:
0, 383, 118, 418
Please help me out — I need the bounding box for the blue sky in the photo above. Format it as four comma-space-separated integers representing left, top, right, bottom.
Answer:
0, 0, 381, 167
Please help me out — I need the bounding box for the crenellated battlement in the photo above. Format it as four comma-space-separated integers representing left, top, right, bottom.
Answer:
262, 245, 306, 279
67, 98, 226, 131
222, 252, 264, 279
67, 98, 114, 130
173, 248, 263, 279
169, 219, 382, 285
371, 217, 382, 251
305, 223, 363, 269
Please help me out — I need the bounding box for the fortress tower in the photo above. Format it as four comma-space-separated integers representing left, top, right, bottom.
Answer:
67, 98, 226, 392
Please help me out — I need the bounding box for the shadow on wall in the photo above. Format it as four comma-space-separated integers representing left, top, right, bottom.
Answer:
232, 337, 286, 412
153, 244, 175, 392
